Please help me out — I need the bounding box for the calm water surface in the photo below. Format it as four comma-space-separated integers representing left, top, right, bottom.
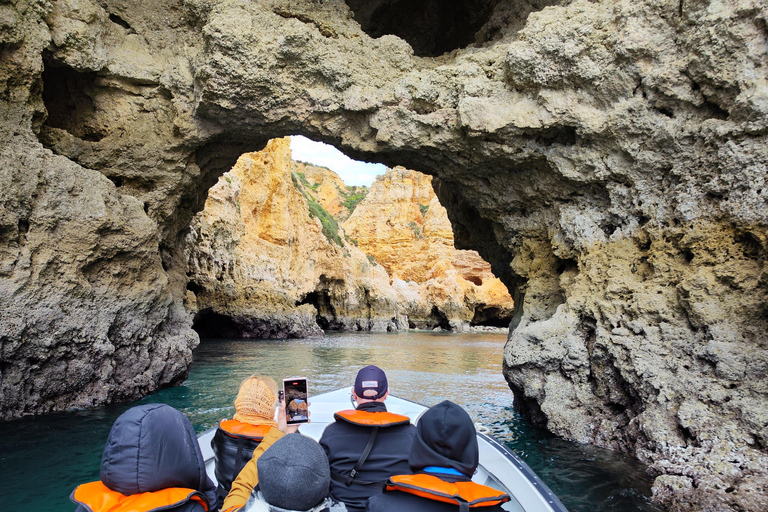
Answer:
0, 332, 661, 512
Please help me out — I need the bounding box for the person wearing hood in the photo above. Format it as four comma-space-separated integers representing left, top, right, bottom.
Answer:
225, 433, 346, 512
318, 365, 415, 512
365, 400, 510, 512
70, 403, 217, 512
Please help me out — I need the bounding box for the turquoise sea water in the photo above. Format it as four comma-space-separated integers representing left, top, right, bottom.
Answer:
0, 332, 662, 511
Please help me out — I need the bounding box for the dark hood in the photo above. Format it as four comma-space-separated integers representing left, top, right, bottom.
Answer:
408, 400, 478, 477
100, 403, 216, 506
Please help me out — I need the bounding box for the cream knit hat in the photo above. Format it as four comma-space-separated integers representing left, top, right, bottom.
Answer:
233, 375, 278, 427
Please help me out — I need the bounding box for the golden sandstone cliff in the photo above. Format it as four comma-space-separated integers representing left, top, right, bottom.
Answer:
186, 138, 402, 336
292, 160, 367, 221
186, 138, 513, 334
342, 167, 514, 330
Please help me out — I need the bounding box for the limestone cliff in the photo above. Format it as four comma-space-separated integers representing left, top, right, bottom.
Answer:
186, 138, 403, 336
343, 167, 514, 331
1, 0, 767, 509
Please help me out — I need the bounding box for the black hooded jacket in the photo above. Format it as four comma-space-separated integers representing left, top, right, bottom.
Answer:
365, 401, 507, 512
319, 400, 415, 512
71, 403, 217, 512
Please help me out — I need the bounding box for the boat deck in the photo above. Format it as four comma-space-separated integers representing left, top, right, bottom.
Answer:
199, 388, 568, 512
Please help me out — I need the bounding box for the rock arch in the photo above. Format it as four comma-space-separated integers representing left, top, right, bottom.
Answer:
1, 1, 767, 510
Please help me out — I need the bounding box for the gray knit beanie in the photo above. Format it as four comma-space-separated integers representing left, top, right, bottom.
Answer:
257, 434, 330, 510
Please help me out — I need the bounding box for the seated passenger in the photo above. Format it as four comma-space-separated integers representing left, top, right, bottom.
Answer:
224, 433, 346, 512
221, 392, 301, 511
212, 375, 282, 509
70, 403, 216, 512
365, 400, 511, 512
319, 365, 416, 512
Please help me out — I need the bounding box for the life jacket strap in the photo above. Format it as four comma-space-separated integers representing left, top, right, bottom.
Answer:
233, 436, 247, 487
331, 425, 382, 487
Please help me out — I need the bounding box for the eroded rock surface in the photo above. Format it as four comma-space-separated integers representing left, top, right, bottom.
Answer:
1, 0, 767, 510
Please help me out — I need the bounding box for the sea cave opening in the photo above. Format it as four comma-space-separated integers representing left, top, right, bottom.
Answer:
186, 135, 514, 338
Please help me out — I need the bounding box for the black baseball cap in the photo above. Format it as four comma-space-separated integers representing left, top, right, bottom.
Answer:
354, 365, 388, 400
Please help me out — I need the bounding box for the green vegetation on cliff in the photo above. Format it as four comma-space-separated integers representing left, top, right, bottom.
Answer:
291, 172, 344, 247
341, 186, 368, 212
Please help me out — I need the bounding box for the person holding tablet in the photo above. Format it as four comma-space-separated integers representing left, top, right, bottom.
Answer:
221, 376, 308, 511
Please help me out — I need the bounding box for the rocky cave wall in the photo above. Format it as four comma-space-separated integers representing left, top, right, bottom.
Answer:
1, 0, 767, 510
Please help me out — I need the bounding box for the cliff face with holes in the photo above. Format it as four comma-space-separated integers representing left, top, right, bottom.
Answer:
1, 0, 767, 510
342, 167, 514, 330
185, 137, 402, 336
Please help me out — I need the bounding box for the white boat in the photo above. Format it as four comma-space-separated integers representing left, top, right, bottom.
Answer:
198, 388, 569, 512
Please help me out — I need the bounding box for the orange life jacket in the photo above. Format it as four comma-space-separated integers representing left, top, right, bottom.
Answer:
386, 474, 510, 509
71, 481, 209, 512
331, 409, 411, 487
218, 419, 273, 440
333, 409, 411, 427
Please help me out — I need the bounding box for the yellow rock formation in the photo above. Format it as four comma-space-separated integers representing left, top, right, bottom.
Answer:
342, 167, 514, 329
188, 142, 513, 333
187, 138, 401, 336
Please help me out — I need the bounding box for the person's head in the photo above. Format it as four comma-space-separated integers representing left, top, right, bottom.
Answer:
257, 434, 331, 510
233, 375, 279, 425
409, 400, 479, 478
100, 404, 214, 501
353, 365, 389, 403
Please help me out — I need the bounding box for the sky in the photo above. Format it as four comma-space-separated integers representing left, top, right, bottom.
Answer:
289, 135, 387, 187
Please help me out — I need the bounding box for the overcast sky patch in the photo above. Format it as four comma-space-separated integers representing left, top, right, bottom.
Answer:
290, 135, 386, 187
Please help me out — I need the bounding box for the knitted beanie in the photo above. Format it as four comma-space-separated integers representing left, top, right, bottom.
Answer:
233, 376, 278, 427
258, 434, 331, 510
